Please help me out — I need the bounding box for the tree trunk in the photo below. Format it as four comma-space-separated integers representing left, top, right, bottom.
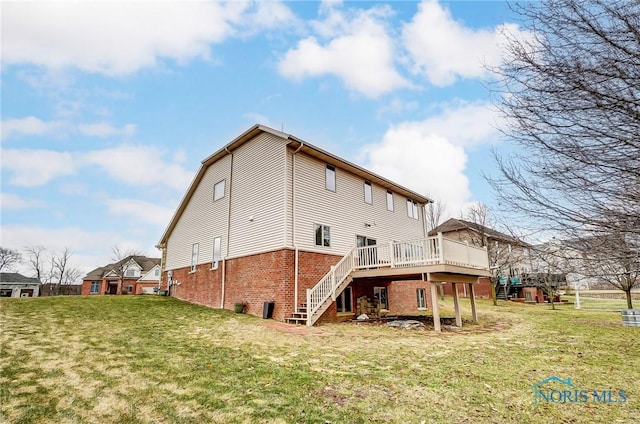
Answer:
625, 289, 633, 310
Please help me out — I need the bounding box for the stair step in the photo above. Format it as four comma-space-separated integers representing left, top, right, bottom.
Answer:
285, 317, 307, 324
291, 312, 307, 318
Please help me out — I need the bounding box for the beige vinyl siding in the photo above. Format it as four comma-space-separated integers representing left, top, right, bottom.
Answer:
227, 133, 287, 258
292, 152, 424, 255
165, 154, 231, 270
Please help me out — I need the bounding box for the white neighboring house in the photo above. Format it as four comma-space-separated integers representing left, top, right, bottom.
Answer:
0, 273, 41, 297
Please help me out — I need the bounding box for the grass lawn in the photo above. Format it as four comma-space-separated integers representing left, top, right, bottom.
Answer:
1, 296, 638, 424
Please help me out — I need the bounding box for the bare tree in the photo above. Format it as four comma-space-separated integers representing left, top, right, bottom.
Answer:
0, 247, 22, 272
425, 198, 447, 233
460, 202, 492, 247
580, 235, 640, 309
24, 246, 51, 285
24, 246, 81, 295
489, 0, 640, 302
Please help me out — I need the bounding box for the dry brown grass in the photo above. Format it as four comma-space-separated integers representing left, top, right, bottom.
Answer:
1, 295, 638, 423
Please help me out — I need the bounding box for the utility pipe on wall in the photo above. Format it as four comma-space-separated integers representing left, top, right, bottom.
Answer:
292, 141, 304, 312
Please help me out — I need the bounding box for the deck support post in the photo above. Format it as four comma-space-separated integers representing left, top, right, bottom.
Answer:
430, 281, 441, 332
452, 283, 462, 327
468, 282, 478, 322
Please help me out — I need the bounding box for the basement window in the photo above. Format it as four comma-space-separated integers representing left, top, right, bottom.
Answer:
191, 243, 199, 272
374, 286, 388, 310
336, 287, 353, 313
212, 237, 221, 270
417, 288, 427, 309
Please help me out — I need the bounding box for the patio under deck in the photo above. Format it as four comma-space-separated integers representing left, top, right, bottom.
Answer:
305, 234, 492, 330
351, 264, 490, 332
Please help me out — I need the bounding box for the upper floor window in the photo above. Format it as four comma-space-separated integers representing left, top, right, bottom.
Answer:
326, 164, 336, 192
364, 181, 373, 205
407, 200, 419, 220
125, 269, 135, 277
213, 180, 226, 201
386, 190, 394, 211
154, 268, 160, 276
191, 243, 199, 272
315, 224, 331, 247
364, 181, 372, 204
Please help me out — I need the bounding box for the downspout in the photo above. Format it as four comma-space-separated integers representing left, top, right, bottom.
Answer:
292, 142, 304, 312
220, 258, 226, 308
222, 147, 233, 309
422, 202, 428, 239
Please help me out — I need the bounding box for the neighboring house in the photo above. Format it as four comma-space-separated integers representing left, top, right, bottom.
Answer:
81, 256, 161, 296
430, 218, 534, 300
0, 273, 41, 297
158, 125, 490, 329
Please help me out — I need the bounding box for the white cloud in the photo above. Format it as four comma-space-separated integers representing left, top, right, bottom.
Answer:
1, 149, 77, 186
402, 0, 529, 86
243, 0, 299, 33
1, 145, 193, 190
83, 145, 193, 191
77, 123, 137, 138
362, 130, 470, 214
1, 117, 67, 141
2, 1, 253, 75
0, 224, 158, 277
278, 4, 409, 97
0, 193, 46, 210
1, 117, 137, 141
400, 101, 501, 147
361, 101, 502, 213
104, 198, 175, 228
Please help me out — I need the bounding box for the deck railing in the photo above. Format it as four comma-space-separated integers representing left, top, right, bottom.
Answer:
305, 234, 489, 326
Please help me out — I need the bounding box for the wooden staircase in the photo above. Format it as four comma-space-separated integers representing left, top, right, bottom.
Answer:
285, 303, 308, 325
496, 284, 508, 300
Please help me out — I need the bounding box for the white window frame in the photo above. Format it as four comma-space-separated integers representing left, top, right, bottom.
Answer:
212, 237, 222, 270
125, 284, 134, 293
407, 199, 419, 219
386, 190, 394, 211
326, 164, 336, 192
191, 243, 199, 272
336, 287, 353, 314
125, 268, 136, 277
154, 268, 160, 276
314, 224, 331, 247
364, 181, 372, 204
417, 288, 427, 309
90, 281, 100, 294
374, 286, 388, 310
213, 179, 226, 202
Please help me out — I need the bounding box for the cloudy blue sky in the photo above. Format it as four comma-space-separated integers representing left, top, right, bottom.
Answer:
1, 0, 530, 276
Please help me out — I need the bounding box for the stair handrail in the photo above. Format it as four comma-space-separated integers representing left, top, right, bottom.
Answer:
306, 247, 356, 326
